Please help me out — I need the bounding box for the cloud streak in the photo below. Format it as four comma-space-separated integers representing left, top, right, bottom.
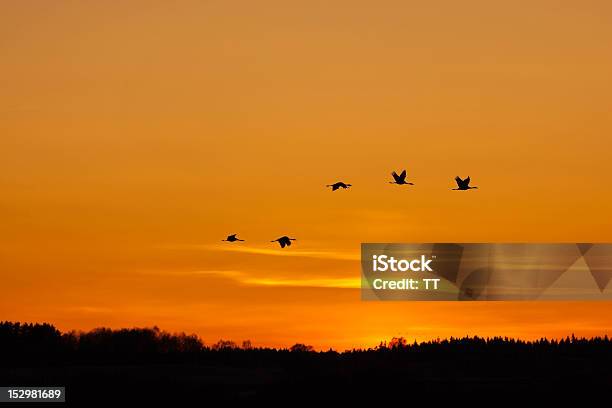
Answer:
136, 268, 359, 289
161, 243, 360, 261
241, 276, 360, 289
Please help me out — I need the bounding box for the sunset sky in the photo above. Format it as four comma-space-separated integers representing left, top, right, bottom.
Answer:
2, 1, 612, 350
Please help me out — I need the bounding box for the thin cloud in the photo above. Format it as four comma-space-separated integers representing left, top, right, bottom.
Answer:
242, 276, 360, 289
135, 268, 359, 289
134, 269, 244, 278
161, 243, 360, 261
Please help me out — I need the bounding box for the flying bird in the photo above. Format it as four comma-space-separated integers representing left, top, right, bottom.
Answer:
326, 181, 352, 191
271, 236, 296, 248
389, 170, 414, 185
453, 176, 478, 190
222, 234, 244, 242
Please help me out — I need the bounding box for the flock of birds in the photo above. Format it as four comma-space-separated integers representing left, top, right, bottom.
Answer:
223, 170, 478, 248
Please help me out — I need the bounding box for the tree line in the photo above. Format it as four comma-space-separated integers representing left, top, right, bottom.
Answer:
1, 321, 611, 365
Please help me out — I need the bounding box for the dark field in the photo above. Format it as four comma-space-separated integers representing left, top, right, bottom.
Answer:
1, 322, 610, 404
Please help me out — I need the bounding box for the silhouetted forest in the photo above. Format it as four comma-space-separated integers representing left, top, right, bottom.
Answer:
1, 321, 611, 403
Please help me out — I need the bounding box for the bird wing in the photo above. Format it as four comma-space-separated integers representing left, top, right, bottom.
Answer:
229, 234, 236, 239
465, 176, 471, 186
392, 171, 400, 182
455, 176, 464, 187
279, 240, 286, 248
332, 184, 339, 191
399, 170, 407, 181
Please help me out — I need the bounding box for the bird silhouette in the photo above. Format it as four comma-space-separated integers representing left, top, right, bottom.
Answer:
271, 236, 296, 248
453, 176, 478, 190
389, 170, 414, 185
326, 181, 352, 191
222, 234, 244, 242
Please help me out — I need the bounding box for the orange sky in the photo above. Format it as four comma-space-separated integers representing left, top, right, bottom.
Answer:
1, 1, 612, 350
